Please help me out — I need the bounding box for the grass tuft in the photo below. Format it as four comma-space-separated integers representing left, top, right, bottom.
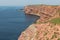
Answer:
49, 18, 60, 24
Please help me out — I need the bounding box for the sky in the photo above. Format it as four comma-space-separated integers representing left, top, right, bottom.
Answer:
0, 0, 60, 6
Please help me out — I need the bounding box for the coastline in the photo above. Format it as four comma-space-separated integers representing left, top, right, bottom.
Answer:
18, 5, 60, 40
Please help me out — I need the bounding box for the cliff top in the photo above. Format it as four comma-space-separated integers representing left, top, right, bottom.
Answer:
26, 4, 60, 7
18, 5, 60, 40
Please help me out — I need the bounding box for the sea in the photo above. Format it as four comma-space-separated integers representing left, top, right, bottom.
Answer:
0, 6, 39, 40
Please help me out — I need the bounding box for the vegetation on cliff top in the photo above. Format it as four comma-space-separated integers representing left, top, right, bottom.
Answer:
28, 4, 59, 6
50, 17, 60, 24
34, 17, 60, 24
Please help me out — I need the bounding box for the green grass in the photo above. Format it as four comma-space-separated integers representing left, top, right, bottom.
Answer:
50, 18, 60, 24
58, 38, 60, 40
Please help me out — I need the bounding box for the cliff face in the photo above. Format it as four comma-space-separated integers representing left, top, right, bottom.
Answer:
18, 23, 60, 40
24, 5, 60, 22
18, 5, 60, 40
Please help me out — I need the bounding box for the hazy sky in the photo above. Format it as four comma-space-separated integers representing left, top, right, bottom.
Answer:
0, 0, 60, 6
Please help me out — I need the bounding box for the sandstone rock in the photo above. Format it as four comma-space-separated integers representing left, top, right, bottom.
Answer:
24, 5, 60, 22
18, 23, 60, 40
18, 5, 60, 40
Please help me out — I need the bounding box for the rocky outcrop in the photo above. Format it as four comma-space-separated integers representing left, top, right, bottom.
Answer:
18, 5, 60, 40
18, 23, 60, 40
24, 5, 60, 22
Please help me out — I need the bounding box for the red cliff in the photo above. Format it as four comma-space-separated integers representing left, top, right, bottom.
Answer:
24, 5, 60, 22
18, 5, 60, 40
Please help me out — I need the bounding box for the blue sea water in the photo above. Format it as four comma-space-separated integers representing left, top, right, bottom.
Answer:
0, 6, 39, 40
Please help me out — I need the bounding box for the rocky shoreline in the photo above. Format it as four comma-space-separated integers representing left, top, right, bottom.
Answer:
24, 5, 60, 22
18, 5, 60, 40
18, 23, 60, 40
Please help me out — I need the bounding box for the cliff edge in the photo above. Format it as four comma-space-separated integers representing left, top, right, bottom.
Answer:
24, 5, 60, 22
18, 5, 60, 40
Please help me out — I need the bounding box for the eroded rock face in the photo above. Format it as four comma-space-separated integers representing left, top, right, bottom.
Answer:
18, 5, 60, 40
18, 23, 60, 40
24, 5, 60, 22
